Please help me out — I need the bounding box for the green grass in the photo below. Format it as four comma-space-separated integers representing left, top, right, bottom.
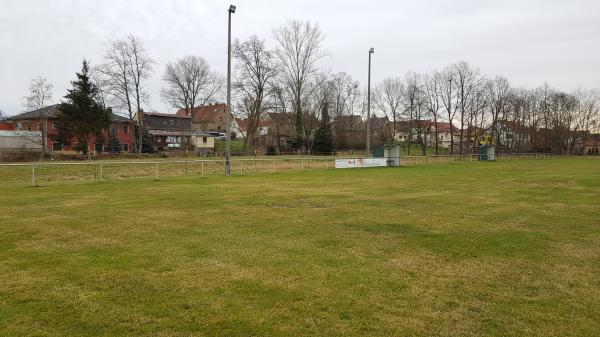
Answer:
1, 158, 599, 336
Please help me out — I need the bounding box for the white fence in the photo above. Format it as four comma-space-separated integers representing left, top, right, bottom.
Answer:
0, 153, 570, 187
0, 157, 336, 187
400, 153, 556, 166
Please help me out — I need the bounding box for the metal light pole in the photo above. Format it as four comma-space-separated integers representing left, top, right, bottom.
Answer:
225, 4, 236, 176
366, 47, 374, 157
448, 77, 452, 155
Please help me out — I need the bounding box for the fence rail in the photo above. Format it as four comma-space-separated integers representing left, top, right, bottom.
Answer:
0, 153, 586, 187
0, 157, 335, 187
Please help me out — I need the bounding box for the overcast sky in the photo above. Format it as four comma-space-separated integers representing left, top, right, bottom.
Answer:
1, 0, 599, 116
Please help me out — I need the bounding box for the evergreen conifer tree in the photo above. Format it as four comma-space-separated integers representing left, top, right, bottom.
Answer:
313, 102, 333, 155
55, 60, 110, 154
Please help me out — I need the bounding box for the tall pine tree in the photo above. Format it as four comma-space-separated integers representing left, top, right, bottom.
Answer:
55, 60, 110, 154
313, 102, 333, 155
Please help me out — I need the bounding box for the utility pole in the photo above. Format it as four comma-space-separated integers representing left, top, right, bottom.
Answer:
225, 4, 236, 176
448, 77, 453, 155
366, 47, 374, 157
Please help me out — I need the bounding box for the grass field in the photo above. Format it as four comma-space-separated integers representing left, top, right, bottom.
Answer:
1, 158, 599, 336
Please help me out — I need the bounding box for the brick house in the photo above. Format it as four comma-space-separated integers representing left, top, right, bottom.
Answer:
0, 120, 15, 130
175, 103, 234, 135
9, 104, 133, 153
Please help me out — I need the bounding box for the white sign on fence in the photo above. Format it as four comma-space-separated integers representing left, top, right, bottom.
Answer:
335, 158, 387, 169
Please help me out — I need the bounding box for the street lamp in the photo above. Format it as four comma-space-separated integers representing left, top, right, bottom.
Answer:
366, 47, 374, 157
225, 4, 236, 176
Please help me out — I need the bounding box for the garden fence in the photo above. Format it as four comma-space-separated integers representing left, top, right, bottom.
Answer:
0, 153, 570, 187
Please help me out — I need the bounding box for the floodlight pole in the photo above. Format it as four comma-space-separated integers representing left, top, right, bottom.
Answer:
366, 47, 374, 157
225, 4, 236, 176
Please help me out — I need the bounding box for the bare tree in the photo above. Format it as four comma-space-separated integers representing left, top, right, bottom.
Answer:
97, 35, 154, 154
327, 73, 361, 150
273, 20, 325, 150
574, 89, 600, 145
403, 72, 421, 155
302, 72, 330, 153
23, 76, 54, 111
21, 76, 54, 155
374, 77, 404, 141
233, 36, 276, 152
453, 61, 482, 154
423, 71, 443, 154
161, 55, 224, 114
485, 76, 512, 150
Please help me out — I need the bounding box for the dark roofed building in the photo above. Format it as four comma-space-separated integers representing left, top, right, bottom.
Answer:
9, 104, 134, 153
141, 112, 193, 151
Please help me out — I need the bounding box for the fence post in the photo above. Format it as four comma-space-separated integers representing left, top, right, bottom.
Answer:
185, 161, 188, 175
240, 160, 243, 175
272, 160, 275, 173
32, 163, 36, 187
100, 162, 103, 182
201, 162, 204, 177
155, 162, 159, 180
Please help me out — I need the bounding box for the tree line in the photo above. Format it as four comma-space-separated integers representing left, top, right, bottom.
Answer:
13, 20, 600, 155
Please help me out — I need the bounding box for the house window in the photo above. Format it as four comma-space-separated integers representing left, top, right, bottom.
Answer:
162, 120, 167, 126
95, 143, 103, 153
157, 138, 162, 143
123, 125, 129, 134
169, 120, 175, 127
52, 142, 63, 151
202, 137, 207, 144
50, 121, 56, 130
122, 144, 129, 152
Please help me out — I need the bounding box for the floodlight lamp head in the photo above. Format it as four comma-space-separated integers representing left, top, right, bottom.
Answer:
229, 5, 236, 13
369, 47, 374, 54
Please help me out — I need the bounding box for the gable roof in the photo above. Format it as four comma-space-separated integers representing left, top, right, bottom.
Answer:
334, 115, 364, 130
175, 103, 229, 123
435, 122, 460, 133
236, 118, 272, 132
10, 104, 61, 120
266, 112, 294, 125
143, 111, 191, 119
10, 104, 132, 123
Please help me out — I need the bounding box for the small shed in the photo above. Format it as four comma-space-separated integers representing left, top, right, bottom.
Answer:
374, 142, 401, 167
192, 133, 217, 154
477, 145, 496, 161
384, 143, 401, 166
